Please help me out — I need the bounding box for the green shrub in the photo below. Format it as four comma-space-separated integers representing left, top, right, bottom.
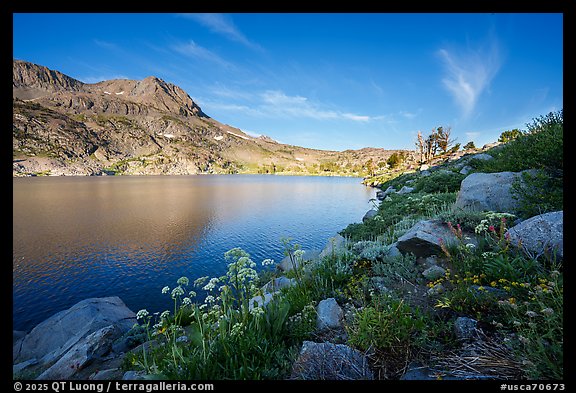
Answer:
347, 295, 425, 354
413, 171, 465, 193
511, 170, 563, 219
371, 253, 419, 289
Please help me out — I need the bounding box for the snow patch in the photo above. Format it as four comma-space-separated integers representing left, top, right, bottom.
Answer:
103, 91, 111, 95
227, 131, 250, 140
295, 157, 304, 162
162, 134, 175, 139
115, 91, 124, 95
214, 135, 224, 141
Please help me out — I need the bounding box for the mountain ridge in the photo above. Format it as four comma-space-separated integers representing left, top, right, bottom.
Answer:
12, 60, 412, 177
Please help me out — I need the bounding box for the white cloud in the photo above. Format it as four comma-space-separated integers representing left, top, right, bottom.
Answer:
200, 88, 385, 123
399, 110, 419, 119
178, 13, 262, 51
259, 90, 373, 122
172, 40, 232, 68
438, 38, 501, 119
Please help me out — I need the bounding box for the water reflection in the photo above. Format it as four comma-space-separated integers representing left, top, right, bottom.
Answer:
13, 175, 374, 331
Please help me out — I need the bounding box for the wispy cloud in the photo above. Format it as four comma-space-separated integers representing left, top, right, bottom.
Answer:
172, 40, 233, 68
93, 39, 120, 51
199, 89, 378, 123
437, 37, 501, 118
178, 13, 262, 51
260, 90, 372, 122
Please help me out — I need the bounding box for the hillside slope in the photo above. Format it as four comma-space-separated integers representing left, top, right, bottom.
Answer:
13, 60, 411, 177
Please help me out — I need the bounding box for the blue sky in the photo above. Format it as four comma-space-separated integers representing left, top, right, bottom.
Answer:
13, 13, 563, 151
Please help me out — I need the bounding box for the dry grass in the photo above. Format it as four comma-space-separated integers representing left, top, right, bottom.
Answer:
430, 329, 524, 380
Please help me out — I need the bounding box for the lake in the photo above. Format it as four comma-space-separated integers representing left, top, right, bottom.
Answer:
13, 175, 375, 332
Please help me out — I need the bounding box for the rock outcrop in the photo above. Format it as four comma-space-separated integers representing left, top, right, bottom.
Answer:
396, 219, 461, 258
506, 211, 563, 260
13, 297, 136, 377
316, 298, 343, 331
290, 341, 373, 380
454, 170, 536, 213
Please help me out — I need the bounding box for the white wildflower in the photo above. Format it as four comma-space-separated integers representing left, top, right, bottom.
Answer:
171, 286, 185, 298
293, 249, 305, 259
182, 297, 192, 306
525, 310, 538, 318
177, 276, 189, 286
136, 309, 149, 320
203, 277, 219, 291
188, 290, 197, 298
160, 310, 170, 320
250, 306, 265, 316
262, 258, 275, 267
161, 286, 170, 294
231, 322, 244, 337
194, 276, 209, 287
205, 295, 215, 304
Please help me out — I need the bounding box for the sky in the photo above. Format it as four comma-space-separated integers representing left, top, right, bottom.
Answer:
12, 13, 563, 151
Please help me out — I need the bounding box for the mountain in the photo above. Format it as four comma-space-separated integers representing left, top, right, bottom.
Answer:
13, 60, 412, 176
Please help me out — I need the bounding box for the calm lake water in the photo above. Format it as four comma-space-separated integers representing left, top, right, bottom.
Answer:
13, 175, 375, 332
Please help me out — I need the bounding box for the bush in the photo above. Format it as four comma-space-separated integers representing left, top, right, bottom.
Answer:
511, 170, 563, 219
473, 110, 563, 173
413, 170, 465, 193
347, 295, 425, 355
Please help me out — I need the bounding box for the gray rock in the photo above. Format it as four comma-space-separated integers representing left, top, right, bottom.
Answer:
319, 234, 347, 259
90, 368, 124, 380
397, 185, 415, 194
459, 165, 473, 175
396, 219, 458, 258
13, 330, 27, 342
401, 362, 436, 380
482, 142, 503, 150
422, 265, 446, 281
470, 153, 493, 161
277, 249, 321, 272
454, 170, 537, 213
506, 211, 563, 260
13, 358, 39, 375
290, 341, 373, 380
387, 243, 402, 258
122, 371, 147, 380
454, 317, 478, 341
249, 292, 276, 311
316, 298, 343, 331
420, 170, 431, 177
37, 325, 122, 380
362, 209, 378, 222
14, 297, 136, 367
376, 186, 397, 200
261, 276, 296, 294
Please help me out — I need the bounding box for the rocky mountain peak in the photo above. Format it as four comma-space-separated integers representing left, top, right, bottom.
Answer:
13, 59, 84, 100
13, 60, 206, 118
